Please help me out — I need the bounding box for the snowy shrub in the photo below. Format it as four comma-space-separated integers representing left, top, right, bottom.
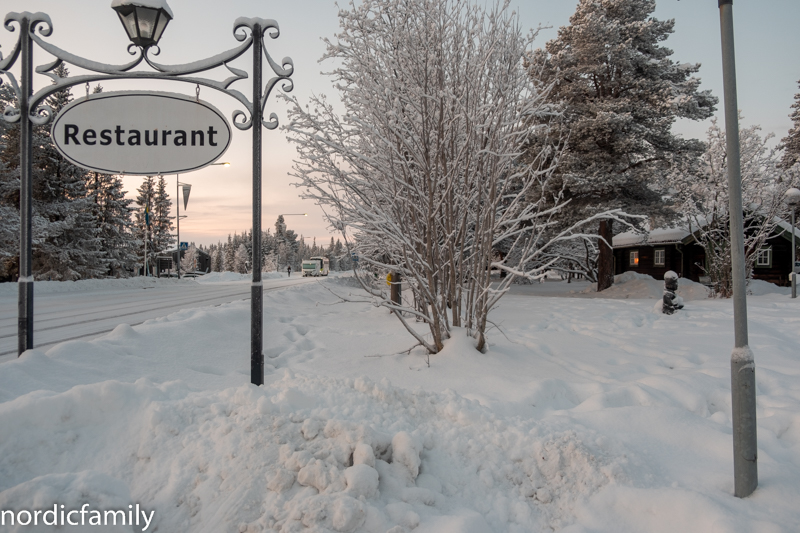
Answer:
285, 0, 628, 353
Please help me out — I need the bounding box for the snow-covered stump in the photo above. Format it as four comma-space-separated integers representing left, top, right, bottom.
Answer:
662, 271, 684, 315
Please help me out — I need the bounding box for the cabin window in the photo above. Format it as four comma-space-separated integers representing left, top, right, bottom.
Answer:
654, 248, 666, 267
755, 248, 772, 268
630, 250, 639, 267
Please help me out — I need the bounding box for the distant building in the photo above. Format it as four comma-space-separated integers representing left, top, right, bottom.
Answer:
613, 217, 800, 286
161, 247, 211, 275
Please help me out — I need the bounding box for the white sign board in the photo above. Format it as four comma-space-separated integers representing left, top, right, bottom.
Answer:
51, 91, 231, 175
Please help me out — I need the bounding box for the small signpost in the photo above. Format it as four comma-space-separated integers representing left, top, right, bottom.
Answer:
180, 242, 189, 251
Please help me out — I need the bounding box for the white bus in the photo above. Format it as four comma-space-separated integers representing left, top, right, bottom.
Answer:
302, 256, 330, 277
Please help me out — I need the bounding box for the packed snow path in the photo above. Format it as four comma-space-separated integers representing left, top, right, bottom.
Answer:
0, 274, 315, 360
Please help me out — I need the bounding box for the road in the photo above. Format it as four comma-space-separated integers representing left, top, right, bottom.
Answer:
0, 276, 317, 361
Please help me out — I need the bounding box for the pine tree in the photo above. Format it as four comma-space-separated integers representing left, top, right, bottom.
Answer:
234, 243, 249, 274
134, 176, 156, 273
780, 80, 800, 169
530, 0, 717, 290
224, 234, 236, 272
152, 175, 175, 255
27, 65, 106, 280
86, 172, 137, 277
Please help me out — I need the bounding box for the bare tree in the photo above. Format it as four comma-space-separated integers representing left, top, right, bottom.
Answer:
285, 0, 633, 353
677, 118, 793, 297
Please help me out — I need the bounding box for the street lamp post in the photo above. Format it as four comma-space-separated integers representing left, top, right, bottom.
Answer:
718, 0, 757, 498
785, 188, 800, 298
1, 3, 294, 387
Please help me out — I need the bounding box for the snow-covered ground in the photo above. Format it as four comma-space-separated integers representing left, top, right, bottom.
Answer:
1, 272, 798, 532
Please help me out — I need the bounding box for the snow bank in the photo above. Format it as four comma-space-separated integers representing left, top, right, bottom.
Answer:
0, 276, 195, 296
0, 373, 626, 532
582, 271, 709, 300
747, 279, 790, 296
193, 271, 287, 284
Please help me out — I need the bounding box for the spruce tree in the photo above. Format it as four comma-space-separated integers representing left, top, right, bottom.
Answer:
87, 172, 138, 277
153, 175, 175, 255
31, 65, 106, 279
780, 80, 800, 169
234, 243, 249, 274
224, 234, 236, 272
530, 0, 717, 290
134, 176, 156, 273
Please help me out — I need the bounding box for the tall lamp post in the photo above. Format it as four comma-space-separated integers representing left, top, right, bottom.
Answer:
718, 0, 757, 498
1, 3, 294, 387
785, 188, 800, 298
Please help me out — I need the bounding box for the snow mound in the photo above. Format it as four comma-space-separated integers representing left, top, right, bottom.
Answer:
584, 271, 709, 300
0, 374, 630, 533
746, 279, 790, 296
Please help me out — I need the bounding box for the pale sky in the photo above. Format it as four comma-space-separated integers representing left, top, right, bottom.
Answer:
5, 0, 800, 247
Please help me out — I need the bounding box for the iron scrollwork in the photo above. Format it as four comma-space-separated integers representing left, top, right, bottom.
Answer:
0, 11, 294, 131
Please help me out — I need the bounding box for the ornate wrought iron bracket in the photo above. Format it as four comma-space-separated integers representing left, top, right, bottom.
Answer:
0, 12, 294, 131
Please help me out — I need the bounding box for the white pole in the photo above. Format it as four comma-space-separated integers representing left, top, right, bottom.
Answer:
719, 0, 757, 498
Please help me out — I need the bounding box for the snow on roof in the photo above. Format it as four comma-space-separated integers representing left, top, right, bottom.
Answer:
111, 0, 174, 18
614, 212, 800, 248
613, 227, 690, 248
774, 216, 800, 240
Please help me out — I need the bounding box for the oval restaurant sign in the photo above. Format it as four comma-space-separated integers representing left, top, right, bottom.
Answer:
51, 91, 232, 175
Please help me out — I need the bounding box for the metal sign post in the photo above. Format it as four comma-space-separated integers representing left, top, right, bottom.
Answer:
1, 6, 293, 388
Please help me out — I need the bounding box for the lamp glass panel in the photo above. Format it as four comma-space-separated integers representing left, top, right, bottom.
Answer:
153, 12, 171, 43
135, 6, 159, 39
117, 10, 139, 41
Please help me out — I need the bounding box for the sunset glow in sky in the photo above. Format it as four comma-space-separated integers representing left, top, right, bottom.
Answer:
5, 0, 800, 246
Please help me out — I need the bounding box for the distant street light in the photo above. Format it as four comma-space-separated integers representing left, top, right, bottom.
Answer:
784, 187, 800, 298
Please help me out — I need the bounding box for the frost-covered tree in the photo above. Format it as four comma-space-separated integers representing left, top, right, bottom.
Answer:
675, 118, 791, 297
86, 172, 137, 277
211, 243, 224, 272
234, 243, 249, 274
529, 0, 717, 290
152, 176, 174, 255
223, 234, 236, 272
134, 176, 156, 273
780, 80, 800, 169
181, 243, 198, 273
285, 0, 632, 353
262, 251, 277, 272
2, 66, 108, 280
